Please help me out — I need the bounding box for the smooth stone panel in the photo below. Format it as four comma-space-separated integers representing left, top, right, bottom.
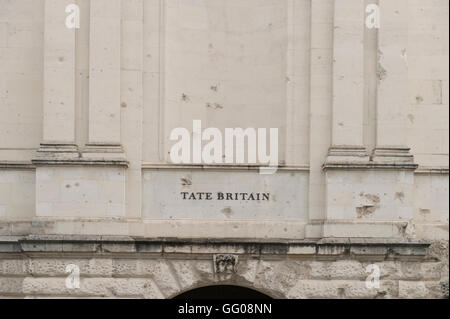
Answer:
142, 169, 308, 220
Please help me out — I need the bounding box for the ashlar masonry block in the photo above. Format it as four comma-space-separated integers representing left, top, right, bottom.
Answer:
36, 166, 126, 218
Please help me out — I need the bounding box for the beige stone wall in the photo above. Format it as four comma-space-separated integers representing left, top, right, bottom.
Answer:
0, 169, 34, 220
0, 0, 44, 161
408, 0, 449, 168
0, 0, 448, 299
0, 0, 447, 240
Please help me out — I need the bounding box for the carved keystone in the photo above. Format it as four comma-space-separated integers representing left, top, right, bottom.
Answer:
213, 254, 238, 274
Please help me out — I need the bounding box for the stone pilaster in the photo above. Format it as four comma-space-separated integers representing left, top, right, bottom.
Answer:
373, 0, 414, 165
321, 0, 417, 238
35, 0, 78, 161
85, 0, 125, 160
325, 0, 369, 165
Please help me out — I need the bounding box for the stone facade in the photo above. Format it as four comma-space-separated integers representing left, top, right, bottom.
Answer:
0, 0, 448, 298
0, 237, 448, 299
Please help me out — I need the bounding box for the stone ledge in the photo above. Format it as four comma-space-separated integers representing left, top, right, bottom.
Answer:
415, 166, 449, 175
141, 163, 310, 172
0, 161, 35, 169
323, 162, 419, 171
0, 236, 431, 259
31, 158, 129, 167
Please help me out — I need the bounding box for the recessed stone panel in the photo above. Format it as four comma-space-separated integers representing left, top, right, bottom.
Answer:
142, 169, 308, 220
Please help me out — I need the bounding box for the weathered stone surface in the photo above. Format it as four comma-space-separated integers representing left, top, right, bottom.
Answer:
253, 260, 310, 297
0, 259, 27, 276
108, 278, 164, 298
169, 260, 200, 292
112, 259, 139, 276
87, 259, 113, 277
0, 278, 24, 295
287, 280, 384, 299
0, 0, 448, 300
139, 260, 180, 298
0, 244, 447, 299
398, 281, 429, 299
310, 261, 365, 280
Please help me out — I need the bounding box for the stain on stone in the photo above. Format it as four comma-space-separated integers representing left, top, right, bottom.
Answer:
221, 207, 233, 218
396, 222, 415, 237
180, 177, 192, 186
407, 114, 415, 123
396, 223, 408, 236
121, 102, 127, 108
400, 49, 408, 66
210, 85, 218, 92
206, 102, 223, 110
419, 208, 431, 215
65, 184, 71, 188
394, 192, 405, 203
356, 205, 376, 218
415, 95, 424, 104
365, 194, 380, 204
357, 193, 381, 218
377, 63, 387, 81
181, 94, 190, 102
58, 56, 64, 62
377, 49, 387, 81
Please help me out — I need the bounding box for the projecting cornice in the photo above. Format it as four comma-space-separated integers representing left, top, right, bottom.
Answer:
0, 235, 431, 261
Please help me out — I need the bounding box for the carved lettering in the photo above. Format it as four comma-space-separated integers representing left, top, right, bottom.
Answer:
181, 192, 270, 201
